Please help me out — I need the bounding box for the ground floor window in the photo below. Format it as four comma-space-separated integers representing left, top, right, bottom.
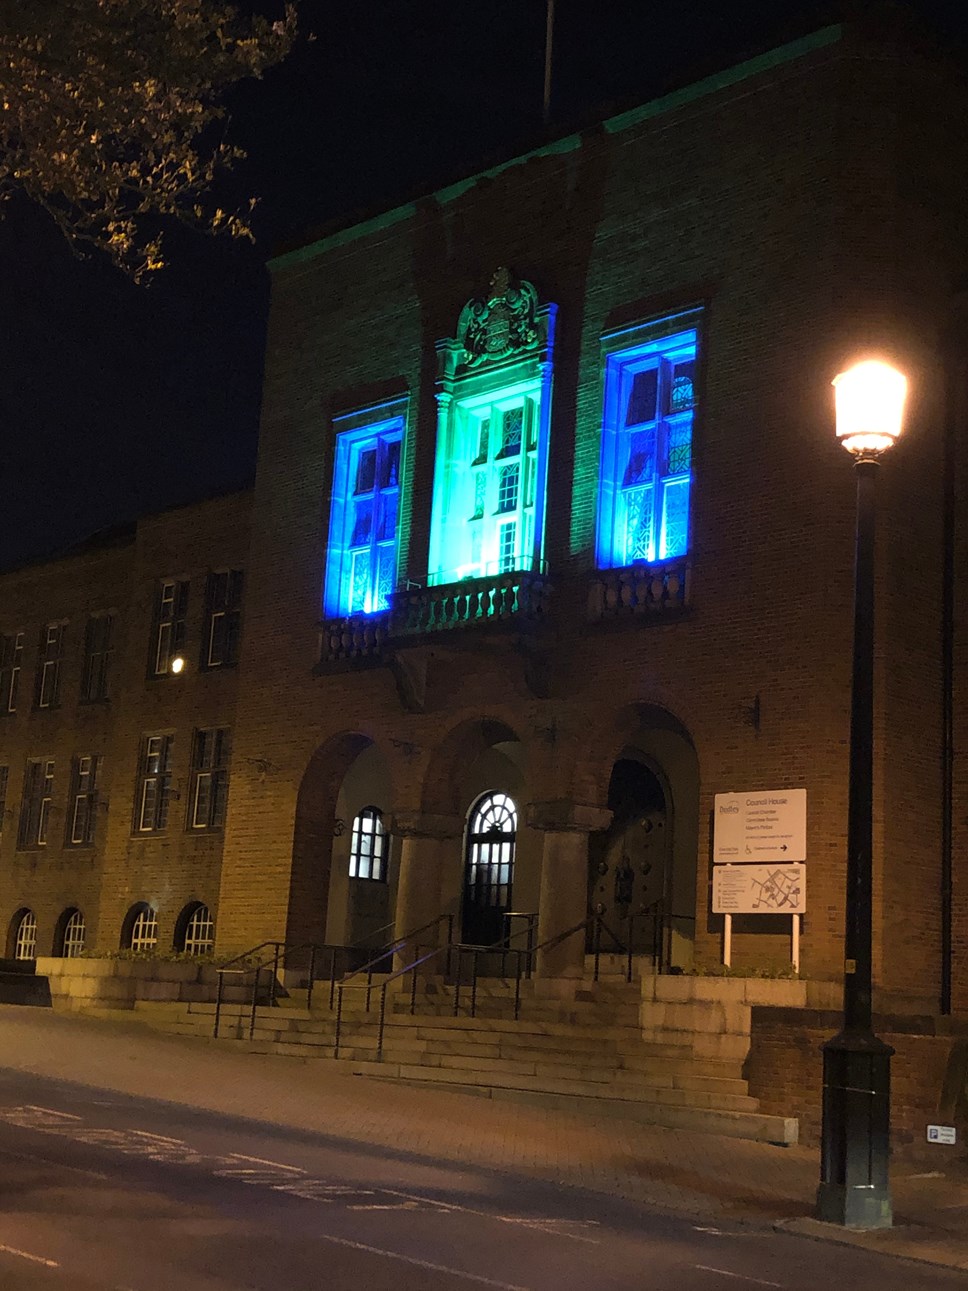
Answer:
462, 791, 516, 945
12, 909, 37, 960
177, 903, 214, 955
58, 908, 86, 958
348, 807, 387, 881
122, 903, 158, 952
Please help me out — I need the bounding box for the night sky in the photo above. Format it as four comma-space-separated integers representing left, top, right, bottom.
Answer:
2, 0, 966, 572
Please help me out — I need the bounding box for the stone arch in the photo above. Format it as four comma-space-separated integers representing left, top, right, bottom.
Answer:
582, 703, 700, 969
418, 716, 525, 818
417, 716, 538, 947
289, 731, 396, 949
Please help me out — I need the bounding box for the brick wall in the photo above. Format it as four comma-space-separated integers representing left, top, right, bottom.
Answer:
747, 1006, 968, 1155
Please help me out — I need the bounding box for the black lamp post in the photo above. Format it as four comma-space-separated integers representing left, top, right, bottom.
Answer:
817, 359, 907, 1229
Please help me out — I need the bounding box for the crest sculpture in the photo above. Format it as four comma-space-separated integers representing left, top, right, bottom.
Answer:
457, 267, 540, 366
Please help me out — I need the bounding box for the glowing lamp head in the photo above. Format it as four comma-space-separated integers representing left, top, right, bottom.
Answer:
833, 360, 907, 457
170, 656, 185, 675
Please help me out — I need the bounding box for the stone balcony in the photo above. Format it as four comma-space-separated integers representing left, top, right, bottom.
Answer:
587, 559, 689, 622
318, 569, 552, 667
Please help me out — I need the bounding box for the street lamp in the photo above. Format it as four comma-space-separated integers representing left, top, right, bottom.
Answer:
817, 359, 907, 1229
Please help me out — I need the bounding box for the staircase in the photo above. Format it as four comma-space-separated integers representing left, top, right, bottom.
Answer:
88, 962, 797, 1145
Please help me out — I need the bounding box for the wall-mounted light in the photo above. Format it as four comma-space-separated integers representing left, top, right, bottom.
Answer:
170, 656, 185, 675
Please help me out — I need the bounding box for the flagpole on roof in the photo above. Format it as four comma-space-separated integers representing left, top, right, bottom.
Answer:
543, 0, 555, 125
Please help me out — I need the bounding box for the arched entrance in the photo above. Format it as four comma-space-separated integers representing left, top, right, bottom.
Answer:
462, 791, 517, 945
586, 704, 700, 971
289, 733, 395, 952
589, 759, 670, 956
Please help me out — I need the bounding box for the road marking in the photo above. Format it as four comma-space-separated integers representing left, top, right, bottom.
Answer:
0, 1105, 598, 1245
316, 1233, 531, 1290
693, 1267, 782, 1288
0, 1242, 59, 1268
228, 1152, 305, 1172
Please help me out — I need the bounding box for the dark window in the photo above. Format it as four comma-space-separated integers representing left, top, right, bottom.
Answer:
0, 765, 8, 838
36, 623, 64, 709
18, 758, 54, 849
189, 729, 230, 830
0, 632, 24, 713
348, 807, 387, 881
152, 581, 188, 676
81, 615, 113, 701
136, 735, 173, 832
462, 791, 516, 944
202, 571, 243, 669
67, 755, 101, 846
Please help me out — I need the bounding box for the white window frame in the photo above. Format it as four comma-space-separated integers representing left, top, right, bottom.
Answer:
137, 735, 173, 833
129, 906, 158, 951
0, 631, 23, 713
69, 755, 101, 846
189, 729, 230, 831
37, 623, 64, 709
14, 910, 37, 961
61, 910, 86, 958
348, 807, 388, 882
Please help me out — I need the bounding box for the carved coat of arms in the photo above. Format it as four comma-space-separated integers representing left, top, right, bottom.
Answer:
459, 268, 539, 366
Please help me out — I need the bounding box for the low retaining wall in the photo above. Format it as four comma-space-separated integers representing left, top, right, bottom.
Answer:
746, 1007, 968, 1156
37, 958, 218, 1010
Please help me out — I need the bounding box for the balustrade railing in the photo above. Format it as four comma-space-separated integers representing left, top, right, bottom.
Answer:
319, 569, 552, 664
588, 560, 689, 620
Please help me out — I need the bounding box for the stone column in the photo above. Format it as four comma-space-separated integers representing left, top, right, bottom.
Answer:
390, 812, 463, 964
528, 801, 612, 980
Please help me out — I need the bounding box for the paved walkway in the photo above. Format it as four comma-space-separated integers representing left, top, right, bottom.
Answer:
0, 1006, 964, 1273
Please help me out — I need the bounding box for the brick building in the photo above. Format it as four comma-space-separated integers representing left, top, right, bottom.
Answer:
1, 15, 967, 1035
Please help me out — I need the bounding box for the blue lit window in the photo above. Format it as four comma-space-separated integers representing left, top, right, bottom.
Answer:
324, 407, 405, 618
596, 316, 698, 570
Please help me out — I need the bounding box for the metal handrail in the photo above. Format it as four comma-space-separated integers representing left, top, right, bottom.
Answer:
213, 939, 348, 1038
334, 913, 454, 1013
334, 941, 452, 1060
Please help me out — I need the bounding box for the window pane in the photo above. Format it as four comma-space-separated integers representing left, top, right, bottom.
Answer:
350, 499, 373, 548
666, 419, 692, 475
472, 472, 486, 519
500, 408, 522, 456
625, 488, 654, 563
355, 448, 377, 494
378, 490, 398, 542
498, 521, 517, 572
475, 418, 490, 463
660, 478, 690, 559
626, 368, 658, 425
349, 549, 370, 613
623, 429, 655, 487
497, 464, 519, 514
380, 440, 401, 489
669, 359, 696, 412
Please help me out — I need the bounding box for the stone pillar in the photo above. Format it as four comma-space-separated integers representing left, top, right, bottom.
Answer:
528, 801, 612, 980
390, 812, 463, 961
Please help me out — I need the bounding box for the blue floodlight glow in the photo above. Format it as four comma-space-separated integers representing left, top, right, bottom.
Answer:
324, 416, 403, 618
595, 325, 697, 570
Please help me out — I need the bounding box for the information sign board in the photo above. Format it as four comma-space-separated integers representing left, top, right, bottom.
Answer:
713, 789, 806, 863
712, 863, 806, 914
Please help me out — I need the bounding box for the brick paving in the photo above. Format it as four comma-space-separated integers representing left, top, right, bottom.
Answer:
0, 1006, 964, 1272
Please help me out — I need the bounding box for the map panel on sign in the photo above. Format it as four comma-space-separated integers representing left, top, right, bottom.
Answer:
712, 788, 806, 863
712, 863, 806, 914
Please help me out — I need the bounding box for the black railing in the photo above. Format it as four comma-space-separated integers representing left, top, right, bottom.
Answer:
213, 940, 345, 1038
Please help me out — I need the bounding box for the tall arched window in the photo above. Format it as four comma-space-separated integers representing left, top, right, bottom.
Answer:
11, 909, 37, 961
121, 902, 158, 952
176, 902, 214, 955
57, 908, 86, 958
348, 807, 387, 882
462, 792, 517, 945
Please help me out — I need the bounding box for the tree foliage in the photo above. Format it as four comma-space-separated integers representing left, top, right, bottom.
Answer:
0, 0, 295, 278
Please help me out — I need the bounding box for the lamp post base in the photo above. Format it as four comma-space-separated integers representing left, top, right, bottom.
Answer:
816, 1029, 894, 1229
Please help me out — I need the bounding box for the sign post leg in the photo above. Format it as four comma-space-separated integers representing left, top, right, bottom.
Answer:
723, 912, 732, 968
792, 913, 800, 974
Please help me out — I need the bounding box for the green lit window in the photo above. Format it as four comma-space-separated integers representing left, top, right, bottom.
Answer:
324, 406, 405, 618
430, 386, 542, 583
